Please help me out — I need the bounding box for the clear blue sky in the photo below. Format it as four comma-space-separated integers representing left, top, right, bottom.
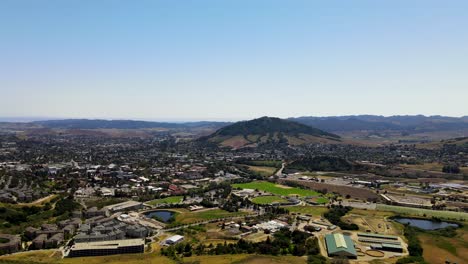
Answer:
1, 0, 467, 121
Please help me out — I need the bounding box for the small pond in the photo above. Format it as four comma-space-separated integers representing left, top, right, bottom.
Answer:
144, 210, 175, 222
394, 217, 459, 230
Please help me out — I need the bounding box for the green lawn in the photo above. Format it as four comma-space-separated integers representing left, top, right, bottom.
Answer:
283, 205, 328, 216
166, 208, 250, 225
147, 196, 183, 206
251, 196, 288, 205
233, 181, 319, 197
376, 204, 468, 221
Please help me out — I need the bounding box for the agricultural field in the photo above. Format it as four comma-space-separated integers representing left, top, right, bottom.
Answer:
247, 165, 277, 177
238, 160, 282, 168
233, 181, 319, 197
277, 179, 379, 201
283, 205, 328, 216
400, 162, 443, 172
401, 162, 468, 174
146, 196, 183, 206
308, 197, 329, 204
166, 208, 250, 225
251, 196, 288, 205
376, 204, 468, 221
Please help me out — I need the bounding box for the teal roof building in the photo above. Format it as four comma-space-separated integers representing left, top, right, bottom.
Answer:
324, 233, 357, 258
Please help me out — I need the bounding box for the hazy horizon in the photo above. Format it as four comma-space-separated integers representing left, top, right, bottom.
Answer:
2, 1, 468, 119
1, 113, 467, 124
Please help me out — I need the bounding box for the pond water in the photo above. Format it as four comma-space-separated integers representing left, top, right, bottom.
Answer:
394, 217, 459, 230
144, 210, 175, 222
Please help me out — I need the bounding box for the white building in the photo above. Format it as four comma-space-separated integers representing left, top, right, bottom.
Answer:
164, 235, 184, 245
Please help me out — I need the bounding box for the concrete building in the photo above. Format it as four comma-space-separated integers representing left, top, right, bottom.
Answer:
324, 233, 357, 259
45, 233, 64, 248
0, 234, 21, 255
68, 238, 145, 257
103, 201, 143, 213
84, 207, 109, 218
32, 234, 48, 249
357, 233, 404, 253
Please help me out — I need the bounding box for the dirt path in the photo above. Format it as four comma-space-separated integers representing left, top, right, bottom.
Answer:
17, 194, 57, 206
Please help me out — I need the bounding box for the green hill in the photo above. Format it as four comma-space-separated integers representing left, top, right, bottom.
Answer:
201, 117, 340, 148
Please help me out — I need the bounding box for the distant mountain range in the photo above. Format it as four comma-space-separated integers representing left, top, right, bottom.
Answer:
289, 115, 468, 133
199, 117, 340, 148
1, 115, 467, 140
30, 119, 230, 130
23, 115, 468, 133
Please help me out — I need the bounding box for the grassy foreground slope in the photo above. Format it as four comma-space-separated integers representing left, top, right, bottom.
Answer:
0, 250, 174, 264
418, 225, 468, 264
0, 251, 306, 264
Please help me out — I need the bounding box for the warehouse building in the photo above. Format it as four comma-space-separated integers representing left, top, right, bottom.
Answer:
324, 233, 357, 259
357, 233, 404, 253
164, 235, 184, 245
68, 238, 144, 257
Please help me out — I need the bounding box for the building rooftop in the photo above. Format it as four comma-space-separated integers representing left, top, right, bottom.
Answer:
71, 238, 144, 250
357, 232, 399, 240
166, 235, 184, 242
104, 201, 142, 211
325, 233, 357, 257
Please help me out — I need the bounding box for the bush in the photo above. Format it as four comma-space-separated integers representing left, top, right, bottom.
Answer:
396, 256, 427, 264
404, 226, 423, 257
307, 255, 327, 264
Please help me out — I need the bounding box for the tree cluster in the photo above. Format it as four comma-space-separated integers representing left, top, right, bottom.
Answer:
324, 205, 359, 230
162, 228, 322, 259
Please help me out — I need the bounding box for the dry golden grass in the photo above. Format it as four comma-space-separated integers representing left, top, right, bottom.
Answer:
247, 165, 277, 177
183, 254, 306, 264
219, 135, 250, 148
400, 162, 444, 172
418, 226, 468, 264
0, 249, 175, 264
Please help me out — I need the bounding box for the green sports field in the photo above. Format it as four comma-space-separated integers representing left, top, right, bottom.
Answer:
146, 196, 183, 206
232, 181, 319, 197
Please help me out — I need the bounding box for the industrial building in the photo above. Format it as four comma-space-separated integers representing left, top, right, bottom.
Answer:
357, 233, 404, 253
68, 238, 145, 257
164, 235, 184, 245
104, 201, 143, 213
324, 233, 357, 259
